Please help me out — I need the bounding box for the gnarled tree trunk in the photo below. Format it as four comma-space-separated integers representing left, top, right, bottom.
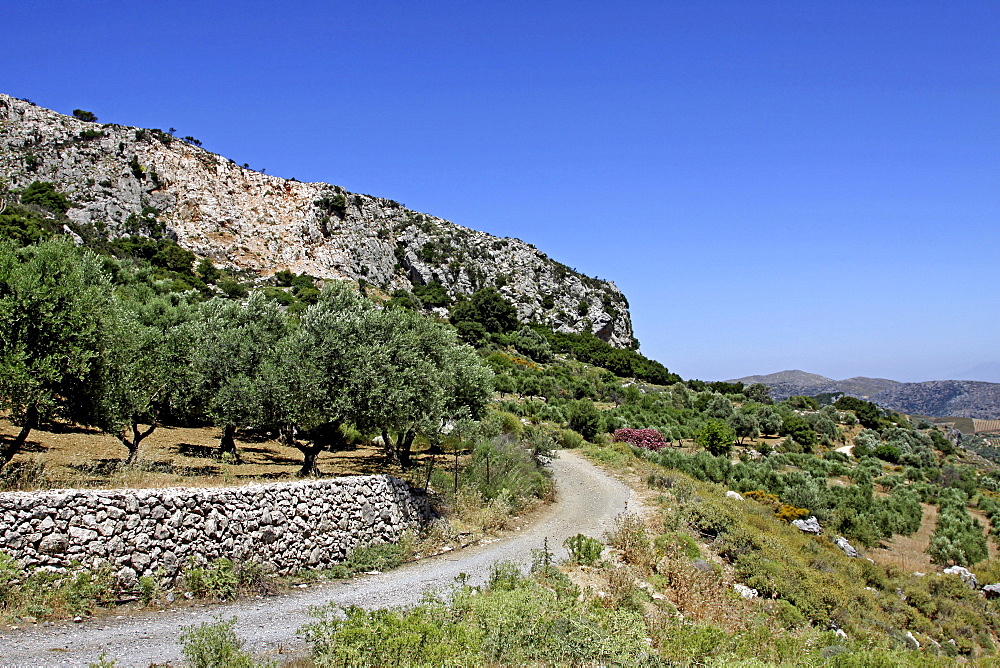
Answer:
0, 404, 37, 469
118, 422, 156, 467
218, 424, 242, 462
381, 428, 417, 468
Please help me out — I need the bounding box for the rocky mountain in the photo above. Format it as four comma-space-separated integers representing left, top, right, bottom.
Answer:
730, 370, 1000, 419
0, 95, 634, 347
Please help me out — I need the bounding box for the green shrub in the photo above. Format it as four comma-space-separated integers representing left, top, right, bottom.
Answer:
218, 278, 249, 299
345, 541, 409, 573
179, 617, 260, 668
928, 490, 988, 566
305, 569, 655, 667
138, 576, 158, 604
563, 534, 604, 566
181, 558, 272, 601
694, 419, 735, 455
567, 399, 601, 441
554, 428, 583, 449
605, 513, 655, 571
20, 181, 72, 214
0, 552, 22, 607
655, 530, 701, 560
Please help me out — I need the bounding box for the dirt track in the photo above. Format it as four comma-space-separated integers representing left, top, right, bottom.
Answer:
0, 450, 641, 666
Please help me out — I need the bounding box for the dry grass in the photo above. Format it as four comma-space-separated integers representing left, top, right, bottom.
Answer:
0, 418, 396, 490
869, 498, 999, 574
868, 502, 938, 573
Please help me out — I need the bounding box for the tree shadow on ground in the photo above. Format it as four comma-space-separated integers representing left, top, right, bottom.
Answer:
45, 422, 103, 436
176, 442, 219, 459
3, 438, 46, 453
66, 458, 123, 476
66, 458, 222, 477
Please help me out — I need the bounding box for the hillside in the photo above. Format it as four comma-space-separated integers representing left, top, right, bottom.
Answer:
0, 95, 633, 347
731, 370, 1000, 419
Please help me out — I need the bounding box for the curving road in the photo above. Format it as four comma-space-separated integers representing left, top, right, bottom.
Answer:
0, 450, 641, 666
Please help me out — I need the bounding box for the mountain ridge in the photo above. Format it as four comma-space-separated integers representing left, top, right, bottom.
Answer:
0, 95, 635, 348
729, 369, 1000, 419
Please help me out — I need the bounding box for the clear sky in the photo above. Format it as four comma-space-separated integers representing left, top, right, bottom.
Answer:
3, 1, 998, 382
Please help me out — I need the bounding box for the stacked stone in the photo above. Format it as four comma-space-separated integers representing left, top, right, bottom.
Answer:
0, 475, 431, 586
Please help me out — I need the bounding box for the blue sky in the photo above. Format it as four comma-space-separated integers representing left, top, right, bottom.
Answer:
4, 1, 998, 382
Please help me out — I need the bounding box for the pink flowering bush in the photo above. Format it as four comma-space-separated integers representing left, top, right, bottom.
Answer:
612, 428, 667, 452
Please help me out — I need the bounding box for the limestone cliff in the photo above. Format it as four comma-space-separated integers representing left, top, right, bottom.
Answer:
0, 95, 634, 347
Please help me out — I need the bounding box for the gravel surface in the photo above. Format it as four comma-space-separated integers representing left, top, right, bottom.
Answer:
0, 450, 641, 666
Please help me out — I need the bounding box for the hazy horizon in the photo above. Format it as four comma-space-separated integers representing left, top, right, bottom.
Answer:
5, 1, 997, 383
720, 364, 1000, 385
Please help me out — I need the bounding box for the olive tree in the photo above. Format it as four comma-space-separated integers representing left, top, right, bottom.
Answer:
81, 292, 199, 465
694, 419, 735, 456
181, 294, 288, 460
360, 307, 493, 467
262, 282, 494, 474
729, 408, 759, 445
0, 240, 110, 468
261, 283, 378, 476
757, 404, 783, 437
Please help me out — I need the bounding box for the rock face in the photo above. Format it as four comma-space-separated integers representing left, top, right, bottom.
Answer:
0, 475, 432, 580
0, 95, 635, 348
982, 583, 1000, 598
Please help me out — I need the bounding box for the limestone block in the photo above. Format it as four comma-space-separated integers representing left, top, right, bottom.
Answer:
38, 533, 69, 555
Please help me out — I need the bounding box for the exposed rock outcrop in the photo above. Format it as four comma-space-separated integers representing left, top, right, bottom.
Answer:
942, 565, 977, 589
0, 95, 634, 347
792, 516, 822, 534
834, 536, 859, 558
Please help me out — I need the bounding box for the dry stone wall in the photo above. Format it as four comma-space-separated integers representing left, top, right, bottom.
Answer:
0, 475, 432, 586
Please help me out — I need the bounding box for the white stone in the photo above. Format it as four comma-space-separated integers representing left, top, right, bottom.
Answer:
792, 516, 822, 534
834, 537, 859, 558
943, 565, 977, 589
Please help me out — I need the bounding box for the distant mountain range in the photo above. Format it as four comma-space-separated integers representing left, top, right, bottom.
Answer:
729, 370, 1000, 419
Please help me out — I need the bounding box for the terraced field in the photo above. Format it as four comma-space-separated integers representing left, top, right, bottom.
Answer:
974, 419, 1000, 433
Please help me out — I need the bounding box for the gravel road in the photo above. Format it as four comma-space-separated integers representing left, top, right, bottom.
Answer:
0, 450, 640, 666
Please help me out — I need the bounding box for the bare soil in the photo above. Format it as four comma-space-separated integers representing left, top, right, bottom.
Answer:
868, 501, 999, 574
0, 418, 397, 491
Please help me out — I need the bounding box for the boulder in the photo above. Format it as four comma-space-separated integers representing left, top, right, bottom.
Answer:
982, 583, 1000, 598
943, 565, 977, 589
792, 516, 822, 534
692, 559, 714, 572
834, 537, 859, 558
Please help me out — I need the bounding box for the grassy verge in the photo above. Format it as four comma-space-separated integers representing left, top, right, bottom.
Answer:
270, 441, 985, 666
